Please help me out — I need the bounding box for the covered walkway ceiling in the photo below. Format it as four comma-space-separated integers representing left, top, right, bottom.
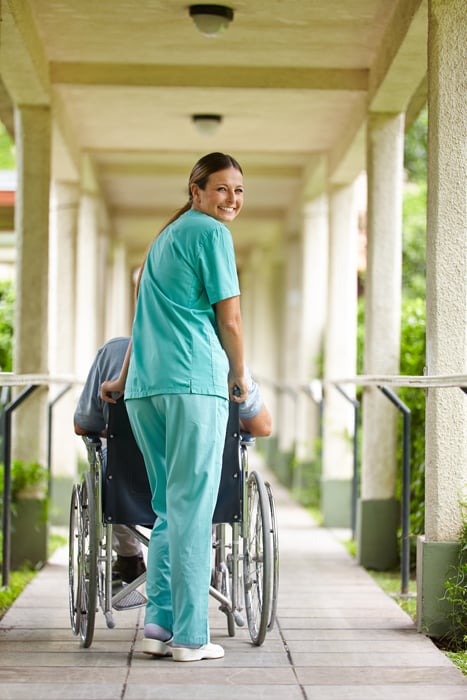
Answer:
1, 0, 427, 266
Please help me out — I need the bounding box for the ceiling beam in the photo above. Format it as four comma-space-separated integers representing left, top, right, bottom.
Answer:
110, 205, 284, 220
50, 63, 368, 92
1, 0, 50, 105
369, 0, 426, 111
97, 161, 302, 179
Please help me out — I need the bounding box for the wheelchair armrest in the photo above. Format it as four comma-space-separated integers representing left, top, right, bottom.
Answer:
81, 434, 102, 463
240, 432, 256, 447
81, 434, 102, 449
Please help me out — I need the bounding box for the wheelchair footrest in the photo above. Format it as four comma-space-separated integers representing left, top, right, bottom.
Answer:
113, 588, 147, 610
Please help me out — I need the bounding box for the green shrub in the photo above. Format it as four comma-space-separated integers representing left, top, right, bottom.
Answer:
443, 504, 467, 650
0, 461, 48, 502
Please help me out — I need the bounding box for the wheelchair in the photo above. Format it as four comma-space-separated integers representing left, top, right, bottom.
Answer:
69, 398, 279, 649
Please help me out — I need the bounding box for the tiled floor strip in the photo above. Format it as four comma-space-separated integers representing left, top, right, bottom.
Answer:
1, 454, 465, 699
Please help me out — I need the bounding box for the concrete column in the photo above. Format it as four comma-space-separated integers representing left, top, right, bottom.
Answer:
105, 241, 132, 339
12, 105, 51, 465
49, 180, 79, 477
279, 233, 303, 457
238, 257, 255, 364
96, 206, 110, 346
74, 156, 103, 379
299, 197, 328, 464
417, 0, 467, 638
278, 196, 328, 487
242, 247, 276, 376
358, 112, 404, 569
242, 246, 280, 423
322, 182, 359, 527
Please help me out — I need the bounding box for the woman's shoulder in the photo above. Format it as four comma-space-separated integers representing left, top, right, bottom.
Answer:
178, 210, 230, 243
186, 209, 227, 228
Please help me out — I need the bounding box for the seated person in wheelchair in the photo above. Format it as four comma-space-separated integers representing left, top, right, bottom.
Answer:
74, 336, 146, 584
74, 337, 271, 582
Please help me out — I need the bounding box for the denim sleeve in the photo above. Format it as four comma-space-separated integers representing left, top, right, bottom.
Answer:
73, 356, 106, 434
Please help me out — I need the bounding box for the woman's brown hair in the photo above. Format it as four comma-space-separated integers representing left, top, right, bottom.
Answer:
135, 152, 243, 297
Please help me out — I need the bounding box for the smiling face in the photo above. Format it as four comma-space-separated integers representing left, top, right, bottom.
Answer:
191, 167, 244, 223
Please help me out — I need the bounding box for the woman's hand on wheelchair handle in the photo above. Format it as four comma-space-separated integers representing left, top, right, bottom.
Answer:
101, 379, 124, 404
229, 375, 248, 403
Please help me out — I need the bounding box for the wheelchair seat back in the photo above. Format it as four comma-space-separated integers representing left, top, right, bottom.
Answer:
104, 398, 155, 527
212, 401, 242, 524
103, 398, 243, 527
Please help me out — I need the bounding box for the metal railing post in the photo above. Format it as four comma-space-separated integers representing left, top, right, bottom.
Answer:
305, 380, 324, 468
47, 384, 72, 500
301, 381, 324, 506
1, 385, 40, 588
334, 384, 360, 539
378, 385, 412, 595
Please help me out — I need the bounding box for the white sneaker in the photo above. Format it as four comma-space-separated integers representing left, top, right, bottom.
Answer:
172, 642, 224, 662
142, 637, 173, 657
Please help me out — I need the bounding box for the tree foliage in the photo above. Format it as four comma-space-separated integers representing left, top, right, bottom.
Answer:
0, 123, 15, 170
0, 123, 16, 371
0, 279, 14, 372
402, 182, 426, 300
400, 108, 427, 556
404, 106, 427, 183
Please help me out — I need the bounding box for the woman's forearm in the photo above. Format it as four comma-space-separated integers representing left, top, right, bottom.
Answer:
215, 297, 247, 401
100, 338, 133, 403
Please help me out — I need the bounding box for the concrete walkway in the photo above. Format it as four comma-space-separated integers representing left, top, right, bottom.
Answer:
0, 456, 466, 700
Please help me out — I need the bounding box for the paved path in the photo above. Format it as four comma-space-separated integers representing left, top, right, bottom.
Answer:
0, 455, 466, 699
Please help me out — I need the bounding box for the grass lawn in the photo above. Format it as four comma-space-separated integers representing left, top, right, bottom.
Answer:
0, 567, 36, 619
0, 529, 67, 620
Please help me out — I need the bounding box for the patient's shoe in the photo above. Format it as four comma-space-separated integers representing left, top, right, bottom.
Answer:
172, 643, 224, 662
114, 554, 146, 583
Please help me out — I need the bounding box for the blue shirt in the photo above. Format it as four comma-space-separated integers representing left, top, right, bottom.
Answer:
74, 336, 130, 434
125, 209, 240, 400
74, 337, 263, 433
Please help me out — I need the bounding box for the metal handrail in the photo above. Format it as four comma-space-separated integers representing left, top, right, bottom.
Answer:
1, 370, 465, 591
47, 384, 72, 501
0, 373, 81, 588
378, 386, 412, 595
1, 385, 40, 587
256, 372, 466, 596
255, 374, 467, 393
325, 374, 467, 389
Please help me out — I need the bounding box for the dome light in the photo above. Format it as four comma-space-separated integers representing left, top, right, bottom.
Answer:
191, 114, 223, 136
189, 5, 234, 38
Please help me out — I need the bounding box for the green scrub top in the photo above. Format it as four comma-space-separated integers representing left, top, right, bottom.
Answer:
125, 209, 240, 400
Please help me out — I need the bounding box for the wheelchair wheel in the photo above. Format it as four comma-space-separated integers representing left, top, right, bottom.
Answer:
243, 470, 272, 646
265, 481, 279, 631
68, 484, 81, 635
77, 471, 98, 648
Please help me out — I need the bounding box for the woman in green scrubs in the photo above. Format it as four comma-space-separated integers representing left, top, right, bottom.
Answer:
102, 153, 247, 662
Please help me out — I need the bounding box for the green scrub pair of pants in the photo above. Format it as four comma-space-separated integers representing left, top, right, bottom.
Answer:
126, 393, 228, 646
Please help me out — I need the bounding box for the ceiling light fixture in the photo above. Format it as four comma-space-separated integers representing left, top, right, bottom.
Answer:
191, 114, 223, 136
189, 4, 234, 38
